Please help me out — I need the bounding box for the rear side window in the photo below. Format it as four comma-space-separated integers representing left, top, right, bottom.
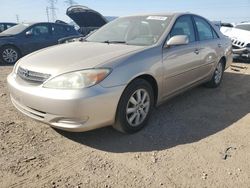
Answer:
65, 26, 76, 34
212, 29, 219, 39
52, 25, 65, 35
170, 16, 196, 43
194, 16, 214, 41
52, 25, 76, 35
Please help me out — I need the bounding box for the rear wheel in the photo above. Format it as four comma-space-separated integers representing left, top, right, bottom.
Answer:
0, 45, 20, 64
113, 79, 154, 133
205, 60, 224, 88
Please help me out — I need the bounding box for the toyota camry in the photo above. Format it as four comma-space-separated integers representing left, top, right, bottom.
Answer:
7, 13, 232, 133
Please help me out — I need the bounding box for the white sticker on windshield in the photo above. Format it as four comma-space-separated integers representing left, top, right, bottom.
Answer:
147, 16, 168, 21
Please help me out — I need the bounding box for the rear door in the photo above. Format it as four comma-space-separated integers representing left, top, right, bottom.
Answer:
52, 24, 79, 42
162, 15, 201, 97
51, 24, 66, 43
193, 16, 221, 78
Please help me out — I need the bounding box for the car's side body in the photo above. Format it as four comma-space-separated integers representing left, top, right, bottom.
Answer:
100, 13, 232, 104
0, 22, 80, 58
0, 22, 17, 33
7, 13, 232, 132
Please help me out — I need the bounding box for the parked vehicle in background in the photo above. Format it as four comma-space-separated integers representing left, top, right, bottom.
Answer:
212, 21, 234, 30
220, 22, 250, 59
8, 13, 232, 133
0, 22, 17, 33
0, 22, 80, 64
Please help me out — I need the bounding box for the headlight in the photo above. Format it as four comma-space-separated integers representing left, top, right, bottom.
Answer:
43, 69, 111, 89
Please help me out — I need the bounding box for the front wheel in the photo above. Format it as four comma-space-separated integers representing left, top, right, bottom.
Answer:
113, 79, 154, 133
205, 60, 224, 88
0, 46, 21, 64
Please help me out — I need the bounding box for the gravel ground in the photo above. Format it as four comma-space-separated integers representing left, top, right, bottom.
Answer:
0, 61, 250, 188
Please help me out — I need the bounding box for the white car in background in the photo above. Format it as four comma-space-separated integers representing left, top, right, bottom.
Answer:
220, 22, 250, 58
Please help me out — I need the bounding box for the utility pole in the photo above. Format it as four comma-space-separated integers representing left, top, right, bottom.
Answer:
16, 14, 20, 23
46, 7, 50, 22
64, 0, 77, 6
48, 0, 57, 22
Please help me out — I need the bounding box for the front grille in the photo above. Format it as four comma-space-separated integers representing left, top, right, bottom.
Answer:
231, 38, 246, 48
17, 66, 51, 83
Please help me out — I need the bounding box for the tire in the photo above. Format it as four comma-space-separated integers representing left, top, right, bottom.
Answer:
0, 45, 21, 64
113, 79, 154, 134
205, 60, 225, 88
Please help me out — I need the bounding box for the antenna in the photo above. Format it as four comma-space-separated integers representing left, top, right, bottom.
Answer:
64, 0, 77, 6
48, 0, 57, 22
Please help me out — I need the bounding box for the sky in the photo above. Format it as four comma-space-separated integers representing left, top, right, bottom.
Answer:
0, 0, 250, 24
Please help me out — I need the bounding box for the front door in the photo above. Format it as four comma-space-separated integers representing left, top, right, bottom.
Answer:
22, 24, 53, 54
162, 15, 201, 97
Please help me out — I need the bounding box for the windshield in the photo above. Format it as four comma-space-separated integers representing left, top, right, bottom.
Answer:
235, 24, 250, 31
86, 16, 171, 46
1, 23, 31, 35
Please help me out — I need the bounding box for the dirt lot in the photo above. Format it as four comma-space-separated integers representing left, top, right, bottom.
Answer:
0, 61, 250, 188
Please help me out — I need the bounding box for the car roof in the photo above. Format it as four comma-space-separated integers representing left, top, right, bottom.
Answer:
23, 22, 74, 27
237, 22, 250, 25
123, 12, 189, 18
0, 22, 17, 24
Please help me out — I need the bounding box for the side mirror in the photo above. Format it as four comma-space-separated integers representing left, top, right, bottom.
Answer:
165, 35, 189, 47
25, 31, 33, 37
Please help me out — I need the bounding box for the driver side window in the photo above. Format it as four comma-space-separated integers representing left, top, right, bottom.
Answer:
170, 16, 196, 43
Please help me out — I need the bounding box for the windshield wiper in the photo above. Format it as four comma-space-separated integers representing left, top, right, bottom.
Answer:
102, 40, 127, 44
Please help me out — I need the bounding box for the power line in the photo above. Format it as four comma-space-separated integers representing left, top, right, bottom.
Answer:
48, 0, 57, 22
46, 6, 50, 22
64, 0, 77, 6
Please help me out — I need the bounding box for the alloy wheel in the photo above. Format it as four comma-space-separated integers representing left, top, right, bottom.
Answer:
2, 48, 18, 63
126, 89, 150, 127
214, 62, 223, 84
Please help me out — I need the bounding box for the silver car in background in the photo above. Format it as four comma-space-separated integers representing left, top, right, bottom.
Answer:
7, 13, 232, 133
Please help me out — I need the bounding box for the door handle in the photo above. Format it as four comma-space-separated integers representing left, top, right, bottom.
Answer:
194, 49, 199, 55
218, 44, 222, 48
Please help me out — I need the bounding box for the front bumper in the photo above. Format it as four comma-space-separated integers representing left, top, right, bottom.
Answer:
232, 46, 250, 57
7, 72, 125, 132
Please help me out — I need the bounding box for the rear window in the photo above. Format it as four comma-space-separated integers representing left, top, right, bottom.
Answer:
235, 24, 250, 31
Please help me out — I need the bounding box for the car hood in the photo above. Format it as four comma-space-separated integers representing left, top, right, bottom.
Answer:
66, 5, 107, 28
221, 27, 250, 43
18, 42, 145, 76
0, 33, 14, 38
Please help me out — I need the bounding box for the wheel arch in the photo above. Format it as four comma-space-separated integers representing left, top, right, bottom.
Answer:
126, 74, 159, 106
219, 56, 227, 69
0, 44, 22, 56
